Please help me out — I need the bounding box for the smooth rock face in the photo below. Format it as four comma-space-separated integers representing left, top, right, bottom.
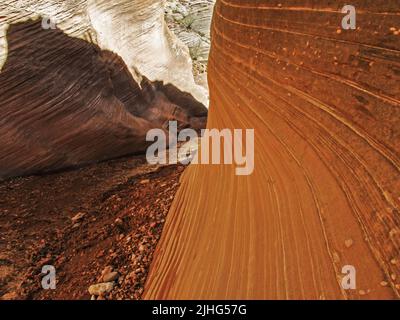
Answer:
0, 1, 208, 179
144, 1, 400, 299
102, 271, 119, 283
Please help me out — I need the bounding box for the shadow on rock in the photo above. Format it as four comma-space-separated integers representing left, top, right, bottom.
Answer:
0, 19, 207, 179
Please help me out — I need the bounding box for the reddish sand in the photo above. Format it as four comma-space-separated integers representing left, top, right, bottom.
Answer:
144, 1, 400, 299
0, 154, 185, 300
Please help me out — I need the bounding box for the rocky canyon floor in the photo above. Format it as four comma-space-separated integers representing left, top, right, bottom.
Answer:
0, 156, 185, 300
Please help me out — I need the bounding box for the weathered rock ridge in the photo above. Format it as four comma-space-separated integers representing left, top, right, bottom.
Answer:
144, 0, 400, 299
0, 1, 208, 179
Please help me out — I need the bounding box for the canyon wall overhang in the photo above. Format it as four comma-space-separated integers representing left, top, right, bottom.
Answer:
0, 0, 208, 179
144, 0, 400, 299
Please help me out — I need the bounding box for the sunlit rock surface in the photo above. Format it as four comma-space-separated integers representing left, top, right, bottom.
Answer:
165, 0, 215, 89
144, 0, 400, 299
87, 0, 208, 105
0, 0, 207, 179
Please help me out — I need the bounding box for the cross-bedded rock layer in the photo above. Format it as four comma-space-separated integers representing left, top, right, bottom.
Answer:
144, 0, 400, 299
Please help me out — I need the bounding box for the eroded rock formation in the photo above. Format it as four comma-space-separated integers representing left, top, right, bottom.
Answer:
0, 0, 207, 179
165, 0, 215, 89
144, 1, 400, 299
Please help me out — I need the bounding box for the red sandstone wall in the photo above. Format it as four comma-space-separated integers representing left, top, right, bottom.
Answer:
144, 0, 400, 299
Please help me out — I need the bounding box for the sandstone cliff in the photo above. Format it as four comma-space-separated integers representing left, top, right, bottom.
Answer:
144, 0, 400, 299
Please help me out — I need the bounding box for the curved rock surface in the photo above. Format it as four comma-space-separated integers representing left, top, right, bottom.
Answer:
144, 1, 400, 299
0, 1, 207, 179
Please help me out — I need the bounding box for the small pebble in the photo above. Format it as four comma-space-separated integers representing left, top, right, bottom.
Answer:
101, 266, 113, 275
88, 282, 114, 296
71, 212, 86, 222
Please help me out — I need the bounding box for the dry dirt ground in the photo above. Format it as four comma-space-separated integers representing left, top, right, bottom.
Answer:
0, 155, 185, 300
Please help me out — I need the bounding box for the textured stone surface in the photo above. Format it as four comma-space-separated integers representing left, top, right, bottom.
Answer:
0, 1, 207, 179
1, 0, 208, 103
144, 1, 400, 299
165, 0, 215, 89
